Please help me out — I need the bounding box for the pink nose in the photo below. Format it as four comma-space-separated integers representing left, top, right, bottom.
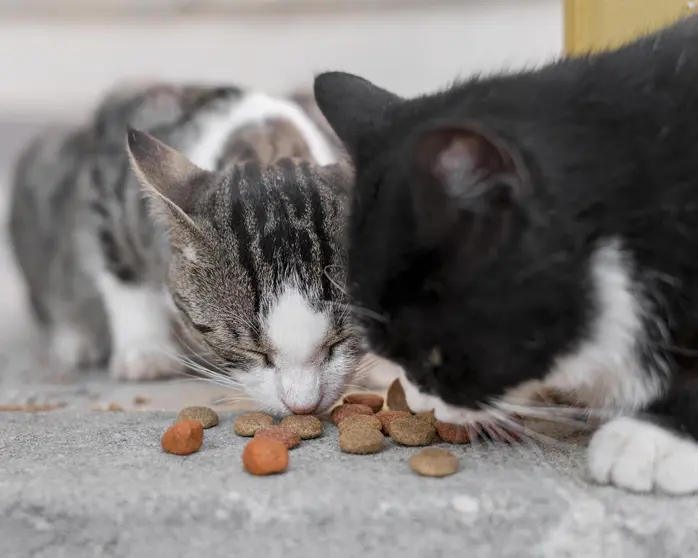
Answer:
285, 402, 319, 415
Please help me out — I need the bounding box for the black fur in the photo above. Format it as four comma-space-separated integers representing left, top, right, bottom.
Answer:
315, 16, 698, 440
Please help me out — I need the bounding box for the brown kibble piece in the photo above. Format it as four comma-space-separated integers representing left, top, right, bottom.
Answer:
234, 412, 275, 436
389, 416, 436, 446
161, 420, 203, 455
386, 379, 411, 412
415, 410, 436, 427
343, 393, 384, 413
281, 415, 324, 439
177, 406, 219, 429
436, 421, 471, 444
337, 414, 382, 434
254, 425, 301, 449
339, 427, 385, 454
242, 438, 289, 475
133, 396, 151, 406
409, 448, 458, 477
107, 402, 124, 412
330, 403, 374, 425
375, 410, 411, 435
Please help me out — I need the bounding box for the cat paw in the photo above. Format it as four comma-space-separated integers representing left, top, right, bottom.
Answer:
354, 354, 400, 389
587, 416, 698, 495
49, 327, 106, 371
109, 343, 184, 381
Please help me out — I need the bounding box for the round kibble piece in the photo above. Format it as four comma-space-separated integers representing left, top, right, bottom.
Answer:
242, 438, 289, 476
435, 421, 471, 444
281, 415, 324, 439
234, 412, 275, 437
338, 414, 382, 434
330, 403, 374, 425
339, 427, 385, 454
161, 420, 203, 455
389, 416, 436, 446
375, 410, 411, 435
177, 406, 219, 429
409, 448, 458, 477
386, 379, 411, 412
254, 425, 301, 449
415, 411, 436, 428
343, 393, 385, 413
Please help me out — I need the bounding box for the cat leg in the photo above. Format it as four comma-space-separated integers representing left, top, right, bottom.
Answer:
353, 353, 400, 390
97, 272, 183, 381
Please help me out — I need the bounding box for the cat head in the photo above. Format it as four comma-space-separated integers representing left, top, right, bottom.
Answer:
313, 72, 598, 422
127, 128, 359, 416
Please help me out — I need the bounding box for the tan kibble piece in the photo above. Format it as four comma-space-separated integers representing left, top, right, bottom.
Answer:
386, 379, 411, 412
107, 402, 124, 412
161, 420, 203, 455
234, 412, 275, 437
375, 410, 411, 435
389, 416, 436, 446
177, 406, 219, 429
409, 448, 458, 477
339, 427, 385, 454
338, 414, 382, 434
343, 393, 385, 413
281, 415, 324, 439
415, 411, 437, 427
330, 403, 374, 425
133, 396, 151, 406
254, 426, 301, 449
435, 421, 471, 444
242, 438, 289, 475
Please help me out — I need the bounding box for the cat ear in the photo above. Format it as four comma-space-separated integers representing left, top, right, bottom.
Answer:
127, 128, 213, 247
314, 72, 399, 155
409, 123, 528, 248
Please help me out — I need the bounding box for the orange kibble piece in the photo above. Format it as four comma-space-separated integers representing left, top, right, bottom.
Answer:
343, 393, 385, 413
161, 420, 204, 455
254, 426, 301, 449
435, 421, 471, 444
375, 410, 411, 435
242, 438, 289, 476
330, 403, 374, 425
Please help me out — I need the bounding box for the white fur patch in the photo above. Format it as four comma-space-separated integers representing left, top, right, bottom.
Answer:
97, 274, 181, 380
186, 92, 337, 171
544, 239, 663, 411
588, 417, 698, 495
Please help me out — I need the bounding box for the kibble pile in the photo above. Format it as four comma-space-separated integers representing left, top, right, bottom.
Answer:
160, 379, 502, 478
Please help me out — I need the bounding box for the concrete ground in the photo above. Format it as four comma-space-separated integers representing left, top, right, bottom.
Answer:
2, 123, 698, 558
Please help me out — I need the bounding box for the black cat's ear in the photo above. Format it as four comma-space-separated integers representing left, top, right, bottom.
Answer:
409, 123, 528, 247
314, 72, 399, 155
127, 128, 214, 248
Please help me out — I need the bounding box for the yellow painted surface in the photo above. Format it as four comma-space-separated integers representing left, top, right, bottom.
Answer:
565, 0, 698, 55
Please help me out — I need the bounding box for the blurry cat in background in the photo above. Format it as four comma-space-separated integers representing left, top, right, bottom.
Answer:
10, 82, 396, 415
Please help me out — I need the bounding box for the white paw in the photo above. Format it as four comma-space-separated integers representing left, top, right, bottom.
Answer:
588, 417, 698, 495
49, 327, 105, 371
109, 343, 184, 381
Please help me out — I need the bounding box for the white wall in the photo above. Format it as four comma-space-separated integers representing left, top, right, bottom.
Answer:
0, 0, 563, 118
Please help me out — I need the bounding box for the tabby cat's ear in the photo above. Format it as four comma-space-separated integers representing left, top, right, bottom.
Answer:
127, 129, 213, 246
409, 123, 529, 248
314, 72, 399, 156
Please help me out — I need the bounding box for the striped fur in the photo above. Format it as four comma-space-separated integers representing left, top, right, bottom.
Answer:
9, 82, 380, 414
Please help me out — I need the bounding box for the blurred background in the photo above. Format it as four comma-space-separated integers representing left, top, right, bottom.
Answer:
0, 0, 693, 409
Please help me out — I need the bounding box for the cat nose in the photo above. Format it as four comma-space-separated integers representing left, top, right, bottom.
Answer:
284, 401, 319, 415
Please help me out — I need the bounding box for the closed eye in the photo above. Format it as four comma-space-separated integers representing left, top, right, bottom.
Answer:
235, 347, 273, 368
193, 323, 214, 334
327, 338, 348, 360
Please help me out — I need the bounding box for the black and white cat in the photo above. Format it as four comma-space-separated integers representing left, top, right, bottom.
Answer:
314, 15, 698, 494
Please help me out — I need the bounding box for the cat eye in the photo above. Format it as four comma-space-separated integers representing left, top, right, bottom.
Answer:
327, 338, 347, 359
193, 323, 213, 334
240, 348, 273, 367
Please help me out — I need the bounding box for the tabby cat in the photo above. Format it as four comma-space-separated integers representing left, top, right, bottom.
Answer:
314, 16, 698, 493
10, 82, 382, 415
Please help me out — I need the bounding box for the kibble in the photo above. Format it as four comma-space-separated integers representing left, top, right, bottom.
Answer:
435, 421, 471, 444
389, 416, 436, 446
343, 393, 385, 413
338, 414, 382, 434
375, 410, 411, 435
242, 438, 289, 475
234, 412, 275, 436
177, 406, 219, 429
409, 448, 458, 477
339, 427, 385, 454
386, 379, 411, 412
281, 415, 324, 439
254, 425, 301, 449
330, 403, 374, 425
161, 420, 203, 455
415, 410, 436, 427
